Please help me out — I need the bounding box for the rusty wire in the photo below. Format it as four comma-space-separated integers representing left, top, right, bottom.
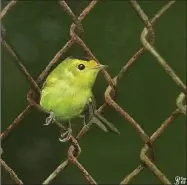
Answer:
0, 158, 23, 185
1, 0, 186, 184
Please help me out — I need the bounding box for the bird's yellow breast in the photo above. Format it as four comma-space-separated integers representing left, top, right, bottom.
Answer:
40, 82, 91, 121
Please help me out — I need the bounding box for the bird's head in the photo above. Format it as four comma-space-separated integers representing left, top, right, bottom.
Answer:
63, 57, 107, 88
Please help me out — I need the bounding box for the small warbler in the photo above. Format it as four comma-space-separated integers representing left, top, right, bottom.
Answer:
40, 57, 119, 142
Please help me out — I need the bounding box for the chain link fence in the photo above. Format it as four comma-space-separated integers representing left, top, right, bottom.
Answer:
1, 0, 186, 184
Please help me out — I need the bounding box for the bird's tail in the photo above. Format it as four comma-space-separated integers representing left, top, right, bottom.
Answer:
89, 111, 120, 134
84, 96, 120, 134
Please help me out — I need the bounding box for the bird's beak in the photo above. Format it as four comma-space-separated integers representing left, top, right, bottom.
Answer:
95, 64, 108, 69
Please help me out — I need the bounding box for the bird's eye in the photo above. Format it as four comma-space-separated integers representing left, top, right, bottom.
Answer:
78, 64, 85, 70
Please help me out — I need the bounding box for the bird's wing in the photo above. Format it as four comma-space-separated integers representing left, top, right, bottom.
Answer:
41, 74, 59, 90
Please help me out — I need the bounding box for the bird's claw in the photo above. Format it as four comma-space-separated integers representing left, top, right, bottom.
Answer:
59, 128, 72, 142
44, 112, 55, 126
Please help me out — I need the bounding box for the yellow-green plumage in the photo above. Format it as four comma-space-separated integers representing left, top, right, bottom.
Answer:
40, 57, 102, 121
40, 57, 120, 135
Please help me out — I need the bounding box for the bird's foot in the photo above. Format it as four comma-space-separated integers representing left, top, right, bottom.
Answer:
44, 111, 55, 126
59, 128, 72, 142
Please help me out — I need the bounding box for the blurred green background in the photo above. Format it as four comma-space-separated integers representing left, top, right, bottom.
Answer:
1, 0, 186, 184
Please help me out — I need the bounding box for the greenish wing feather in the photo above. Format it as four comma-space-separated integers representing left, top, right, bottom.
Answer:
41, 60, 69, 90
41, 73, 59, 90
